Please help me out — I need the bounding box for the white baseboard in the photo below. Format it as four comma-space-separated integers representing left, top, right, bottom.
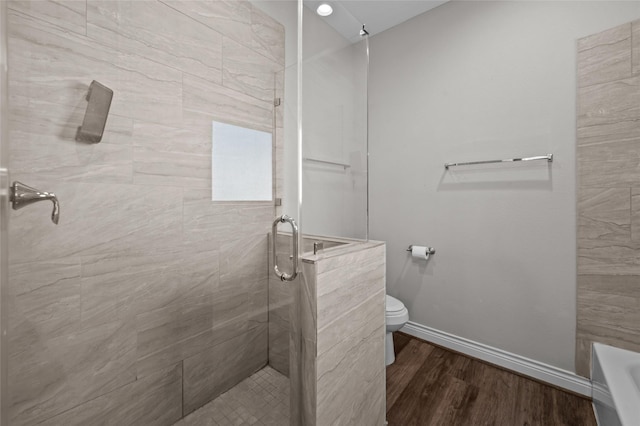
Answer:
401, 321, 592, 397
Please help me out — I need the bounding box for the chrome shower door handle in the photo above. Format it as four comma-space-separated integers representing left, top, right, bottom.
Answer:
272, 214, 298, 282
10, 181, 60, 224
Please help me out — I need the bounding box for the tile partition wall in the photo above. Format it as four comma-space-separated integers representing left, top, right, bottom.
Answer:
268, 233, 293, 376
576, 19, 640, 376
293, 240, 386, 425
6, 0, 284, 425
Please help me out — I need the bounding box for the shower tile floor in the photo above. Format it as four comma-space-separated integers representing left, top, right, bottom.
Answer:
174, 366, 289, 426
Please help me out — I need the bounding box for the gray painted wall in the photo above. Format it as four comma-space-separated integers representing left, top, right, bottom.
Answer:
369, 1, 640, 372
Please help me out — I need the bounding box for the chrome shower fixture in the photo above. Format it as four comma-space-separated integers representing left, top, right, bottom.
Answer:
360, 25, 369, 37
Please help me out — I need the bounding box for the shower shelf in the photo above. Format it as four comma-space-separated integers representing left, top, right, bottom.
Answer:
303, 157, 351, 169
444, 154, 553, 170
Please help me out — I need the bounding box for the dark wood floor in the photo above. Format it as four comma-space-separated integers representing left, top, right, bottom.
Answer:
386, 333, 596, 426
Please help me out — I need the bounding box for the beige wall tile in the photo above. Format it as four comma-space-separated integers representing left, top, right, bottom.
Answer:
9, 181, 184, 263
39, 364, 183, 426
316, 324, 385, 426
182, 189, 272, 251
10, 319, 137, 425
577, 19, 640, 379
9, 11, 184, 128
183, 324, 267, 415
577, 119, 640, 146
577, 274, 640, 374
577, 76, 640, 129
317, 290, 385, 357
9, 259, 82, 339
9, 98, 133, 183
577, 138, 640, 187
8, 0, 86, 35
251, 4, 285, 67
577, 23, 631, 87
183, 74, 273, 132
8, 0, 286, 422
633, 20, 640, 75
577, 187, 630, 241
133, 121, 210, 155
87, 0, 223, 84
222, 36, 282, 104
133, 147, 210, 188
161, 0, 253, 46
631, 188, 640, 241
577, 238, 640, 275
316, 245, 385, 330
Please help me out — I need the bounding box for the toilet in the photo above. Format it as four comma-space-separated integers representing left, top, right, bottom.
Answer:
385, 295, 409, 366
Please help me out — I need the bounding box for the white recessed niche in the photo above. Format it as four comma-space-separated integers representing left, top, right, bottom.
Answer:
212, 121, 272, 201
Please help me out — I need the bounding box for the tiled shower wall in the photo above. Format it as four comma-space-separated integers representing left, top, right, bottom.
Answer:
576, 19, 640, 376
7, 1, 284, 424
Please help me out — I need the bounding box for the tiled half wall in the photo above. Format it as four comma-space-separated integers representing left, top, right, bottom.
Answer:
7, 0, 284, 424
576, 18, 640, 376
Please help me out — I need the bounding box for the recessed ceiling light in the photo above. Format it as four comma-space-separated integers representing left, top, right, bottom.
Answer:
316, 3, 333, 17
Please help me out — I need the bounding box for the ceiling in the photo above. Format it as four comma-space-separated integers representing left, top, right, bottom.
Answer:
303, 0, 448, 41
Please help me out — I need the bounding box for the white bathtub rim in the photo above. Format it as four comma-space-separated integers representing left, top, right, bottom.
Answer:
593, 343, 640, 426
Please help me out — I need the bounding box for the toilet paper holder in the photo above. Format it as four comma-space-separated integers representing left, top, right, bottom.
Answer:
406, 245, 436, 255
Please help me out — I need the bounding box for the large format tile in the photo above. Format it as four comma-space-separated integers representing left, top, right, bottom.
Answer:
577, 23, 631, 88
577, 187, 630, 241
577, 138, 640, 187
8, 0, 86, 35
577, 238, 640, 275
183, 324, 268, 415
136, 248, 218, 379
633, 20, 640, 75
183, 74, 273, 133
222, 36, 282, 103
10, 98, 133, 183
317, 290, 385, 357
9, 180, 183, 263
132, 120, 210, 188
161, 0, 253, 46
316, 323, 385, 426
219, 234, 269, 328
9, 259, 82, 339
182, 188, 272, 251
10, 319, 137, 425
251, 4, 285, 67
268, 234, 294, 376
9, 10, 183, 127
39, 364, 182, 426
87, 0, 223, 84
577, 119, 640, 146
315, 244, 385, 330
577, 76, 640, 129
577, 275, 640, 365
631, 188, 640, 241
133, 147, 210, 189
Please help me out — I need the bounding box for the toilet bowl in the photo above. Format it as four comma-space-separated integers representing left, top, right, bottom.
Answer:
386, 295, 409, 366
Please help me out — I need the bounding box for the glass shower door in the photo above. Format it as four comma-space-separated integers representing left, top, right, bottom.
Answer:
3, 1, 299, 425
0, 1, 8, 424
300, 5, 369, 240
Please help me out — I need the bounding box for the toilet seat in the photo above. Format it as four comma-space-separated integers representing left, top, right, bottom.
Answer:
386, 295, 406, 314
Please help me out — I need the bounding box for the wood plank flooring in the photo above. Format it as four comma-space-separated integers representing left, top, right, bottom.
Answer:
386, 333, 597, 426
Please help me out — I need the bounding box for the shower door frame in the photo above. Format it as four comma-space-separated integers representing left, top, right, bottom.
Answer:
0, 0, 9, 424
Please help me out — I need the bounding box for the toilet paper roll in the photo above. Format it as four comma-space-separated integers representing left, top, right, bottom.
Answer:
411, 245, 429, 261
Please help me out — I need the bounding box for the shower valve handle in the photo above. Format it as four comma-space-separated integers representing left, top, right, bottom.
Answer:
10, 181, 60, 224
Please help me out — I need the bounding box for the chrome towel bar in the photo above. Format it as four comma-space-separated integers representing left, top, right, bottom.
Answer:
444, 154, 553, 170
303, 157, 351, 169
